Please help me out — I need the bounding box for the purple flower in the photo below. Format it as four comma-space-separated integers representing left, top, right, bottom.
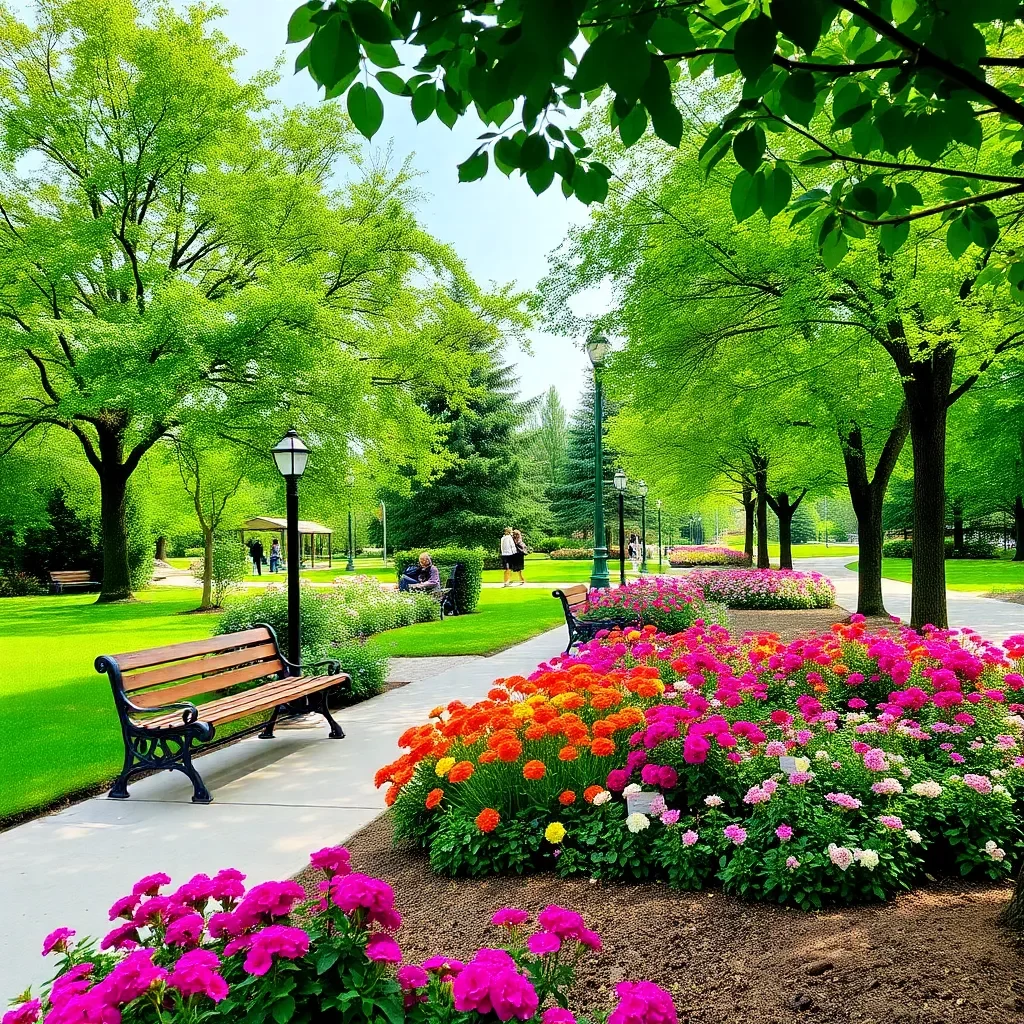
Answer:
775, 824, 793, 842
167, 949, 229, 1002
723, 824, 747, 845
609, 980, 678, 1024
491, 907, 530, 928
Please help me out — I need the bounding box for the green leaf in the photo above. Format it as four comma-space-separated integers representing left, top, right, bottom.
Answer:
519, 133, 549, 171
1008, 262, 1024, 303
364, 42, 400, 68
272, 997, 296, 1024
376, 70, 406, 95
821, 228, 848, 269
348, 1, 394, 44
731, 169, 763, 222
895, 182, 923, 207
309, 16, 360, 91
761, 163, 792, 220
411, 83, 437, 123
287, 1, 322, 43
892, 0, 916, 24
526, 159, 556, 195
458, 150, 488, 182
771, 0, 826, 52
618, 103, 648, 147
781, 71, 816, 124
649, 16, 695, 54
565, 129, 586, 148
650, 102, 683, 147
607, 31, 654, 99
879, 220, 910, 254
966, 205, 999, 249
834, 100, 871, 130
733, 125, 765, 174
347, 82, 384, 139
573, 30, 621, 92
946, 214, 971, 259
494, 136, 520, 173
734, 14, 777, 81
574, 167, 609, 204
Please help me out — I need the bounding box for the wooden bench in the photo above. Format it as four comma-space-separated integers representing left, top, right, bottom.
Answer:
49, 569, 100, 594
95, 625, 349, 804
552, 585, 640, 653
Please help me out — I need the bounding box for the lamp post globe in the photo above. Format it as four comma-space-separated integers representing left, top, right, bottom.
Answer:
613, 468, 627, 586
587, 335, 612, 591
345, 471, 356, 572
273, 430, 309, 672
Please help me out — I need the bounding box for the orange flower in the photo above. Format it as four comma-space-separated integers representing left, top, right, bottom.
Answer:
429, 705, 446, 719
374, 765, 393, 788
479, 750, 499, 764
558, 745, 578, 762
488, 729, 518, 750
524, 723, 547, 741
523, 760, 546, 781
832, 663, 849, 676
559, 790, 576, 806
591, 688, 622, 710
384, 784, 399, 806
592, 719, 615, 739
488, 688, 511, 702
496, 739, 523, 763
591, 737, 616, 757
533, 706, 558, 725
584, 784, 603, 803
448, 761, 475, 783
392, 766, 415, 786
425, 788, 444, 809
559, 693, 585, 710
475, 807, 500, 833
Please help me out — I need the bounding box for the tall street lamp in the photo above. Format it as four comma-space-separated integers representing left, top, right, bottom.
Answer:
345, 471, 356, 572
638, 479, 648, 573
586, 335, 612, 590
613, 468, 627, 586
273, 429, 310, 670
656, 498, 663, 570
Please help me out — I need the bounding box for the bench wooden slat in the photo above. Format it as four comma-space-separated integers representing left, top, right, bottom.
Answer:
112, 627, 273, 672
131, 657, 286, 708
123, 643, 281, 692
51, 571, 95, 581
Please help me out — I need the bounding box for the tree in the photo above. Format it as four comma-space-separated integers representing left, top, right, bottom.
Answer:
0, 1, 488, 601
292, 1, 1024, 287
534, 387, 569, 490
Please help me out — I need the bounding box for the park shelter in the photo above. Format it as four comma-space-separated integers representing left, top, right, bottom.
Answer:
239, 516, 334, 569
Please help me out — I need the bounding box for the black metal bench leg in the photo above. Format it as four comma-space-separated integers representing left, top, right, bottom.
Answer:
180, 745, 212, 804
109, 753, 134, 799
258, 707, 279, 739
316, 692, 345, 739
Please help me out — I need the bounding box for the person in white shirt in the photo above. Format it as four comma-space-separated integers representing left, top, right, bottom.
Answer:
500, 527, 517, 586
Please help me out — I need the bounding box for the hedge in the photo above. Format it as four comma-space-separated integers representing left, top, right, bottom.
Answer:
882, 538, 998, 559
392, 546, 484, 613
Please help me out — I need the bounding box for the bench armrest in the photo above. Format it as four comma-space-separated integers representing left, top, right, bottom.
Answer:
279, 655, 344, 677
120, 692, 201, 725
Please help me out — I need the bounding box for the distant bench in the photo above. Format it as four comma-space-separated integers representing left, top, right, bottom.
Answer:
551, 584, 639, 653
95, 625, 349, 804
49, 570, 100, 594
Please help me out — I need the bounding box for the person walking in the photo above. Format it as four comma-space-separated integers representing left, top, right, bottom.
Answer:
510, 529, 528, 585
500, 527, 516, 586
269, 538, 281, 573
251, 537, 264, 576
628, 533, 639, 575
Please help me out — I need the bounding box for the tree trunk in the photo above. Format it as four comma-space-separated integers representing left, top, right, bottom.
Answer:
155, 536, 167, 561
97, 450, 133, 603
742, 484, 755, 563
952, 499, 964, 552
1014, 495, 1024, 562
753, 458, 770, 569
905, 352, 955, 629
200, 526, 214, 610
775, 493, 795, 570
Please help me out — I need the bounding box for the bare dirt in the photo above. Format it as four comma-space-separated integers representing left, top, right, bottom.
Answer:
727, 607, 896, 642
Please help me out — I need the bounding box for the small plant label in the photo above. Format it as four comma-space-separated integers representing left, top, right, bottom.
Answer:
626, 792, 659, 815
779, 755, 799, 774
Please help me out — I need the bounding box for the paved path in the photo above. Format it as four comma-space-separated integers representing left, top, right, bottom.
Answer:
794, 557, 1022, 642
0, 626, 568, 1001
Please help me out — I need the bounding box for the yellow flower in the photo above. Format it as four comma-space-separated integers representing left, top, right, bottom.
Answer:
551, 693, 571, 707
526, 694, 548, 705
512, 703, 535, 720
544, 821, 567, 844
793, 756, 811, 773
435, 757, 456, 777
627, 630, 642, 641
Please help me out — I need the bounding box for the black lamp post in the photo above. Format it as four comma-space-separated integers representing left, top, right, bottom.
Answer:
586, 335, 612, 590
345, 471, 356, 572
656, 499, 663, 570
638, 479, 648, 574
272, 429, 310, 670
613, 468, 627, 585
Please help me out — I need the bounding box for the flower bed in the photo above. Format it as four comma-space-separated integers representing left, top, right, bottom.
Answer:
549, 548, 593, 560
578, 577, 726, 634
5, 850, 677, 1024
380, 618, 1024, 908
687, 569, 835, 609
667, 546, 750, 567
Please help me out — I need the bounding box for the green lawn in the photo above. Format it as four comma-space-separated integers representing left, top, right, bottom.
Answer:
847, 558, 1024, 593
721, 537, 860, 559
366, 586, 564, 657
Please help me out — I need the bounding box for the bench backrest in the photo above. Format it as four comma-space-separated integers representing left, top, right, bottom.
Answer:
555, 584, 588, 613
51, 570, 95, 582
97, 627, 285, 709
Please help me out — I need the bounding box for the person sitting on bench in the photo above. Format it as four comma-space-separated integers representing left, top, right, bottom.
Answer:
399, 552, 440, 592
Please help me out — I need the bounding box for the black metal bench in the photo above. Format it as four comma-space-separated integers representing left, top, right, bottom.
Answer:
49, 569, 100, 594
552, 584, 639, 653
95, 625, 349, 804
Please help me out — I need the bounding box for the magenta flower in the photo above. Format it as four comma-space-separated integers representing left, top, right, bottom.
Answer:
50, 964, 93, 1007
526, 931, 561, 956
453, 954, 539, 1022
397, 965, 429, 991
108, 895, 141, 921
331, 873, 396, 925
422, 955, 465, 979
131, 873, 172, 897
680, 829, 698, 846
100, 922, 140, 951
542, 1009, 577, 1024
172, 873, 215, 907
241, 925, 310, 976
2, 1001, 40, 1024
309, 846, 352, 876
164, 912, 205, 948
661, 809, 681, 826
775, 824, 793, 842
234, 880, 305, 930
95, 948, 167, 1004
491, 907, 530, 928
609, 980, 678, 1024
41, 928, 75, 956
167, 949, 229, 1002
366, 933, 402, 964
210, 868, 246, 904
963, 773, 993, 794
537, 905, 585, 940
878, 815, 904, 830
723, 824, 747, 845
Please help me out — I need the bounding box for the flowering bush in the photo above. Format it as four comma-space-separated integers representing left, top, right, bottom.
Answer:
686, 569, 835, 610
578, 578, 727, 634
667, 546, 750, 568
381, 618, 1024, 907
549, 549, 594, 561
5, 851, 676, 1024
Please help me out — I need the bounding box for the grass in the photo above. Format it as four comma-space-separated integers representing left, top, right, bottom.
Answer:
720, 537, 860, 559
847, 557, 1024, 593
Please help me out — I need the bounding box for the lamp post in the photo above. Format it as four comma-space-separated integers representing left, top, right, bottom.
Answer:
345, 471, 356, 572
272, 429, 310, 669
380, 500, 387, 566
637, 480, 648, 573
656, 499, 663, 570
586, 335, 612, 590
613, 468, 627, 585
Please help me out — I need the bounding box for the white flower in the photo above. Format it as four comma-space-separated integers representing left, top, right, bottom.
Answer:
992, 768, 1007, 779
626, 812, 650, 834
622, 783, 642, 797
844, 712, 869, 724
1004, 715, 1024, 732
672, 681, 689, 692
814, 750, 829, 760
828, 843, 854, 871
910, 780, 943, 799
906, 829, 922, 844
901, 767, 912, 778
704, 794, 724, 807
855, 848, 880, 871
889, 753, 906, 764
984, 841, 1006, 861
592, 790, 611, 806
994, 784, 1009, 796
985, 839, 998, 853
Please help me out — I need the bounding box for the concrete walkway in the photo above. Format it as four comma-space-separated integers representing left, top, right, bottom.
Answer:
0, 626, 568, 1001
794, 557, 1022, 642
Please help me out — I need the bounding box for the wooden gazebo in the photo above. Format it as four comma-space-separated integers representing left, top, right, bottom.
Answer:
239, 516, 334, 569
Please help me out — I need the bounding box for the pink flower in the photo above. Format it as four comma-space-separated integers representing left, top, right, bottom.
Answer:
41, 928, 75, 956
871, 778, 904, 796
167, 949, 228, 1002
50, 964, 94, 1007
542, 1010, 577, 1024
537, 905, 586, 940
235, 880, 306, 929
847, 698, 867, 709
950, 752, 965, 764
825, 792, 862, 811
878, 815, 904, 830
723, 824, 747, 845
764, 740, 787, 757
527, 932, 561, 956
398, 965, 429, 991
164, 912, 205, 948
331, 873, 397, 926
241, 925, 310, 976
309, 847, 352, 876
775, 824, 793, 841
108, 895, 141, 921
172, 873, 214, 907
96, 948, 167, 1004
609, 980, 678, 1024
454, 955, 539, 1022
681, 829, 698, 847
366, 933, 402, 964
2, 1001, 40, 1024
131, 873, 171, 897
660, 810, 681, 826
785, 856, 800, 870
422, 956, 464, 979
828, 843, 854, 871
963, 773, 993, 794
210, 869, 246, 904
491, 908, 530, 928
100, 922, 140, 951
787, 772, 814, 786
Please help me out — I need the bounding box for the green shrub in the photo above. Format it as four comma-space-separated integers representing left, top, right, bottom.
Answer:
0, 571, 46, 597
532, 536, 568, 554
391, 546, 484, 613
882, 539, 913, 558
550, 547, 591, 560
333, 639, 390, 700
191, 536, 248, 607
482, 553, 504, 570
412, 592, 442, 623
183, 546, 205, 558
883, 538, 999, 559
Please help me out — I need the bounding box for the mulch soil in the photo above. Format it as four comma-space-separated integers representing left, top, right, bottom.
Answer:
295, 604, 1024, 1024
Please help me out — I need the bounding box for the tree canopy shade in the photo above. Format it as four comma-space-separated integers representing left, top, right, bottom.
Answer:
0, 0, 507, 601
292, 1, 1024, 289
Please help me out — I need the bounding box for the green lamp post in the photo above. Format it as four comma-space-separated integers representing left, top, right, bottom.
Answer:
637, 479, 648, 573
345, 471, 356, 572
587, 335, 612, 590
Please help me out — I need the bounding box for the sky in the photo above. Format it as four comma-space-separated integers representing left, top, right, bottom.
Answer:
202, 1, 603, 411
